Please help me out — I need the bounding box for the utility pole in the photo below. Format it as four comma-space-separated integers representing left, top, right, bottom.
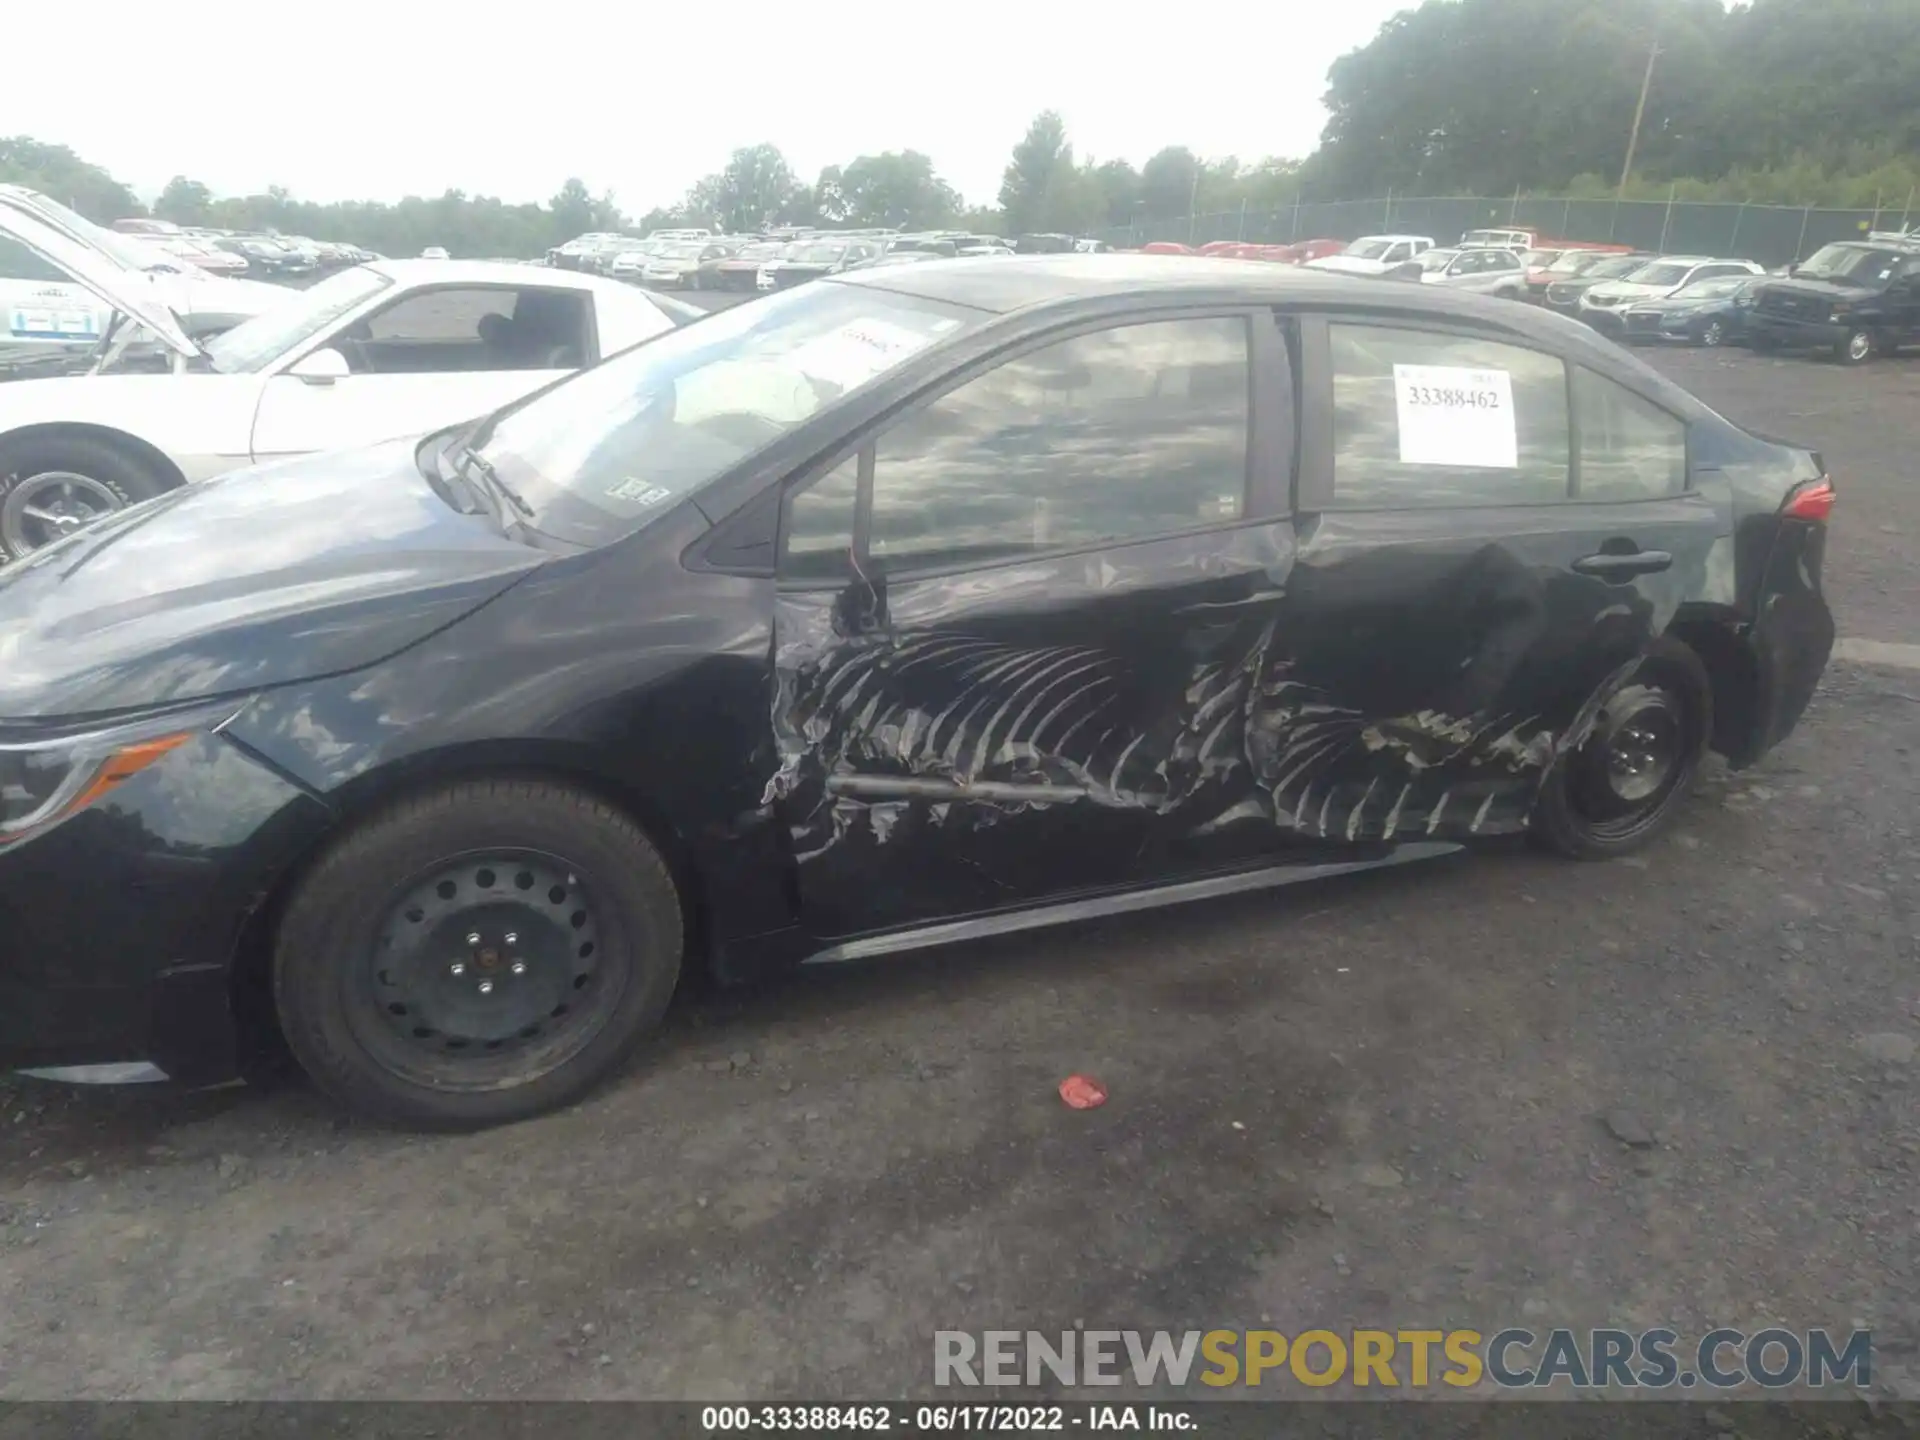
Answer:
1618, 39, 1661, 198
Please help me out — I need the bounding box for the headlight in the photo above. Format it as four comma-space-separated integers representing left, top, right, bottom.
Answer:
0, 705, 232, 845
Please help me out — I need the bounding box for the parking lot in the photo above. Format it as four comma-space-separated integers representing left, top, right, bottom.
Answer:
0, 340, 1916, 1401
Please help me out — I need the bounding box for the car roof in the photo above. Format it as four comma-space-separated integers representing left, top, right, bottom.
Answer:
365, 258, 623, 291
826, 253, 1695, 356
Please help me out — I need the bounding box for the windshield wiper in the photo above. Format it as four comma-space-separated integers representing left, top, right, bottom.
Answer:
449, 439, 533, 519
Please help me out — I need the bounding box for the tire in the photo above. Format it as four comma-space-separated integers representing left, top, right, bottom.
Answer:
1530, 639, 1712, 861
1836, 328, 1876, 365
0, 433, 172, 561
1699, 319, 1726, 348
274, 778, 684, 1129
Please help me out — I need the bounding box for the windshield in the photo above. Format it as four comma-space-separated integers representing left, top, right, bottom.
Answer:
1797, 245, 1902, 283
1673, 277, 1748, 300
1578, 255, 1645, 279
468, 280, 976, 548
792, 243, 850, 263
1345, 239, 1393, 259
736, 242, 785, 260
1621, 262, 1694, 288
654, 243, 705, 260
203, 265, 393, 373
1548, 250, 1604, 274
1418, 249, 1457, 271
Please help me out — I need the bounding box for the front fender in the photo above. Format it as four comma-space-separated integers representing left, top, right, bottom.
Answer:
0, 374, 264, 482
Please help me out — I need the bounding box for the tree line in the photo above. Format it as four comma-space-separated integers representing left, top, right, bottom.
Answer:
2, 0, 1913, 259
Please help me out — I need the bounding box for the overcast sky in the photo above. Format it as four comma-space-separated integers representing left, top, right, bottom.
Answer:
2, 1, 1414, 210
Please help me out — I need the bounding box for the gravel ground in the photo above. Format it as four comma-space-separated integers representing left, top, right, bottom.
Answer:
0, 337, 1915, 1404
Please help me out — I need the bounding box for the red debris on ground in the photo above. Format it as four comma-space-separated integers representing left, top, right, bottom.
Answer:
1058, 1075, 1109, 1110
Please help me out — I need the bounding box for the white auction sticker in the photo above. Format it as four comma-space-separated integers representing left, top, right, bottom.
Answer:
606, 477, 673, 507
788, 318, 937, 391
1392, 364, 1517, 468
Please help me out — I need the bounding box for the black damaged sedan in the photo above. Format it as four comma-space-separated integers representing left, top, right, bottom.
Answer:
0, 257, 1836, 1128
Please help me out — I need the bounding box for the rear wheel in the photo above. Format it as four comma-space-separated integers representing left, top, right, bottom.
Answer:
274, 778, 684, 1129
1836, 328, 1876, 365
0, 434, 172, 560
1530, 640, 1711, 860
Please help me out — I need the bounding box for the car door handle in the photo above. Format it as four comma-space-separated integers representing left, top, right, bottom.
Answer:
1572, 549, 1672, 580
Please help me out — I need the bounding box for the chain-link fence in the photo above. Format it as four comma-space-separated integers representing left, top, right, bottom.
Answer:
1092, 195, 1917, 268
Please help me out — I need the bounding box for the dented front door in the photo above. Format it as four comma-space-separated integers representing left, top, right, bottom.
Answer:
769, 526, 1317, 936
766, 309, 1314, 937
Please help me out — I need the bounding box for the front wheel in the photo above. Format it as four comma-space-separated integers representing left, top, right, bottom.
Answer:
1530, 640, 1712, 860
1699, 319, 1726, 348
1837, 328, 1876, 365
274, 778, 684, 1129
0, 434, 172, 560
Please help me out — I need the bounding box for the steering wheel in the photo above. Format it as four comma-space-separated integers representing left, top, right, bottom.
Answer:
332, 321, 373, 375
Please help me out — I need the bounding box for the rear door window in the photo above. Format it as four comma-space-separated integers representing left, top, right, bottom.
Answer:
1326, 324, 1570, 508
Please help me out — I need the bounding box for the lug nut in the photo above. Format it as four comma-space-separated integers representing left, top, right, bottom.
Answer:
478, 980, 495, 995
466, 932, 481, 946
450, 961, 467, 976
505, 932, 518, 945
511, 961, 527, 976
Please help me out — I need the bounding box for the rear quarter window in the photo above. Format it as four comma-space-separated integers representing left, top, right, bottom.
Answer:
1572, 367, 1687, 501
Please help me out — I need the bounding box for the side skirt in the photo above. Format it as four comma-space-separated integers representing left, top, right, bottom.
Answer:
802, 841, 1463, 965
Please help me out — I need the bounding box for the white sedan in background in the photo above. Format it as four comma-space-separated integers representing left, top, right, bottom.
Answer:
0, 209, 695, 558
1304, 234, 1437, 275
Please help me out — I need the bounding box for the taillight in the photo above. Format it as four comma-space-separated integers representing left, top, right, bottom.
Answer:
1784, 476, 1835, 522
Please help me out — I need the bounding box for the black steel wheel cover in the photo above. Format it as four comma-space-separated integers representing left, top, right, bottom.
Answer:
347, 849, 616, 1090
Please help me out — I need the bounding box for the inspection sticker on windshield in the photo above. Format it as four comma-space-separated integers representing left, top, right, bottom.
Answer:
789, 318, 938, 391
1392, 364, 1517, 468
606, 478, 674, 507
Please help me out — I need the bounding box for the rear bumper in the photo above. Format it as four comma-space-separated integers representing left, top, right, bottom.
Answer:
0, 734, 332, 1084
1739, 518, 1836, 764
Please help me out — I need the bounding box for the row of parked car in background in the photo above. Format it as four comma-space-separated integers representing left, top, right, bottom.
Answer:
1287, 225, 1920, 365
110, 216, 376, 278
545, 226, 1061, 291
540, 218, 1920, 366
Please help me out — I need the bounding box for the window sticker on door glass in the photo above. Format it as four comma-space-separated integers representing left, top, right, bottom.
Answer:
605, 477, 674, 507
1391, 363, 1518, 468
787, 318, 942, 391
